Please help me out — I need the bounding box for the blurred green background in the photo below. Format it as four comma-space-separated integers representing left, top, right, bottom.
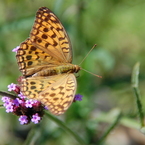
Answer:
0, 0, 145, 145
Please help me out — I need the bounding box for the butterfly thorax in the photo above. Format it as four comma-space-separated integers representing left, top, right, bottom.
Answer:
32, 64, 80, 77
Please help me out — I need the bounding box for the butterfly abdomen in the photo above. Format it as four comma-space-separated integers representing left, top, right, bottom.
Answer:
33, 64, 80, 77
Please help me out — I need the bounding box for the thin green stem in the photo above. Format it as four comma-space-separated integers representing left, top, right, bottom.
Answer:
45, 111, 87, 145
0, 91, 17, 99
23, 125, 40, 145
97, 112, 122, 145
133, 87, 144, 127
131, 62, 145, 127
0, 104, 3, 108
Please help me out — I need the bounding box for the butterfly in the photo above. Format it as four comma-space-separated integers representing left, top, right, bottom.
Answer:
16, 7, 81, 115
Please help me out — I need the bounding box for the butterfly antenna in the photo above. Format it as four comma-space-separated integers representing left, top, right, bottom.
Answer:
79, 44, 97, 65
80, 67, 102, 78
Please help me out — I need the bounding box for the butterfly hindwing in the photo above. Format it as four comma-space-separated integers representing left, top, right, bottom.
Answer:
20, 75, 58, 99
21, 74, 77, 115
39, 74, 77, 115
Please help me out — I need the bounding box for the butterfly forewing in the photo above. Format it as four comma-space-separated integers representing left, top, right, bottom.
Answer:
30, 7, 72, 63
17, 38, 60, 76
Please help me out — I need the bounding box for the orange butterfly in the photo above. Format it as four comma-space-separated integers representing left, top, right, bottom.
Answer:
16, 7, 80, 115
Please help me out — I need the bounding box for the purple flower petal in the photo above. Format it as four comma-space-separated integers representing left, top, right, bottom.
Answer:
25, 99, 34, 108
6, 105, 14, 113
44, 106, 49, 110
1, 96, 10, 103
74, 94, 83, 101
19, 115, 28, 125
18, 92, 26, 99
3, 101, 13, 107
31, 113, 41, 124
13, 98, 23, 106
12, 46, 19, 52
32, 100, 39, 103
7, 83, 17, 92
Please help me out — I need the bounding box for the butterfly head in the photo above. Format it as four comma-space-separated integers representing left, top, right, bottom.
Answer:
74, 65, 81, 73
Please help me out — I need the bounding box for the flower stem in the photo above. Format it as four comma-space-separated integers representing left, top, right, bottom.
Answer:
131, 62, 145, 127
97, 112, 122, 144
45, 111, 87, 145
0, 91, 17, 99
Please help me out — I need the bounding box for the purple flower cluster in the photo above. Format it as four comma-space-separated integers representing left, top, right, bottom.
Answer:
1, 83, 83, 125
1, 83, 45, 125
